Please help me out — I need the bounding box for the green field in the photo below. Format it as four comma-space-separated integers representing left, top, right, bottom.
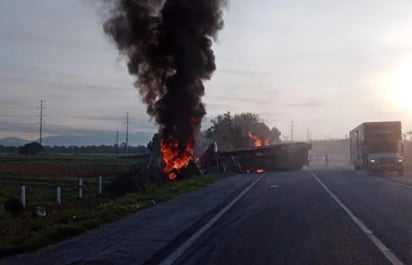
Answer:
0, 154, 226, 258
0, 153, 143, 178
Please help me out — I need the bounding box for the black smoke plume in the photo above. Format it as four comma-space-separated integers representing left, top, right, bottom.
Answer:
103, 0, 226, 158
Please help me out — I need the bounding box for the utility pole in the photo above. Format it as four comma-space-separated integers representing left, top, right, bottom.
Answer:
125, 112, 129, 154
39, 100, 44, 145
290, 121, 294, 142
115, 131, 119, 154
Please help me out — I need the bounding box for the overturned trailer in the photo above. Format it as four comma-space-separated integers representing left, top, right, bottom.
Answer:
199, 142, 311, 173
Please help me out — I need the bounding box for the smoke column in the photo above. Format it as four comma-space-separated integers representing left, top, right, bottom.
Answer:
103, 0, 226, 175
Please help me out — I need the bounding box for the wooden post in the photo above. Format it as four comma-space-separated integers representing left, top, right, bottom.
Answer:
20, 185, 26, 208
214, 142, 220, 172
56, 186, 61, 205
98, 176, 103, 195
78, 178, 83, 199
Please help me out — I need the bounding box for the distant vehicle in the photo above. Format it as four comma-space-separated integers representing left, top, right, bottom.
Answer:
349, 121, 404, 176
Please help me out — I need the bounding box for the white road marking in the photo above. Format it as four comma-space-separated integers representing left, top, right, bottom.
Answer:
310, 170, 405, 265
159, 174, 265, 265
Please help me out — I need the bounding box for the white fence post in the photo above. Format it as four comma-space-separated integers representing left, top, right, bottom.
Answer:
20, 185, 26, 208
98, 176, 103, 195
57, 186, 62, 205
79, 178, 83, 199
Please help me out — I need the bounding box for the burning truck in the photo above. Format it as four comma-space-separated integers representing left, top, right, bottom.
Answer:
198, 142, 312, 174
148, 132, 311, 178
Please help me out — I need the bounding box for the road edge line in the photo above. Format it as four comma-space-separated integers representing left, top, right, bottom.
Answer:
310, 170, 404, 265
158, 173, 264, 265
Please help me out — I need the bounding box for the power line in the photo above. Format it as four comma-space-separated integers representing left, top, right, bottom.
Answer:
125, 112, 129, 154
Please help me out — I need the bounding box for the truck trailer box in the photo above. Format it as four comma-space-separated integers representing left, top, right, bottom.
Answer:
349, 121, 403, 175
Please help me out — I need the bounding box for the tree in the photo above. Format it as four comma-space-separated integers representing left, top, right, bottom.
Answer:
40, 144, 149, 154
18, 142, 43, 156
0, 145, 18, 153
205, 112, 236, 150
270, 127, 281, 144
205, 112, 281, 150
147, 133, 161, 157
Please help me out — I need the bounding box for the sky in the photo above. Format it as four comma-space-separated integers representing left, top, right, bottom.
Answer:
1, 0, 412, 145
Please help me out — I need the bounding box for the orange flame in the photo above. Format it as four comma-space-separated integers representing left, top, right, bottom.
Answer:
248, 131, 270, 147
256, 168, 265, 173
161, 137, 194, 180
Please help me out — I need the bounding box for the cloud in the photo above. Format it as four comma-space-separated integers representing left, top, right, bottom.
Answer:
287, 100, 323, 108
73, 115, 123, 122
0, 114, 26, 118
0, 121, 38, 134
215, 95, 273, 105
0, 73, 127, 94
2, 0, 412, 141
257, 112, 285, 117
218, 68, 271, 76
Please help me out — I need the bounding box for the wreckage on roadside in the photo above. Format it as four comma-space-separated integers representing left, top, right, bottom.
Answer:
198, 142, 312, 173
148, 133, 311, 178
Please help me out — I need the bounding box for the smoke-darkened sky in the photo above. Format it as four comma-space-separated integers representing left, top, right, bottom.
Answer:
1, 0, 412, 144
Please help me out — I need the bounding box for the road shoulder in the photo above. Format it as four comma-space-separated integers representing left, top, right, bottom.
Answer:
1, 174, 256, 265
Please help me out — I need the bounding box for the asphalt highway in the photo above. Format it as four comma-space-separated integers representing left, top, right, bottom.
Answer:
170, 165, 412, 265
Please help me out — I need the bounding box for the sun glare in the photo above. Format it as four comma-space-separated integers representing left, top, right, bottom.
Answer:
388, 56, 412, 111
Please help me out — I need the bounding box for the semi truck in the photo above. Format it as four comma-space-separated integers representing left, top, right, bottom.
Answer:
349, 121, 404, 175
198, 142, 311, 173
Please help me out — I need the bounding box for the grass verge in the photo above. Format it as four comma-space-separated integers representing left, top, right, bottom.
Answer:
0, 173, 226, 258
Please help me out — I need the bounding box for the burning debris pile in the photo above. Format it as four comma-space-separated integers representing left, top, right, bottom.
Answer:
103, 0, 226, 180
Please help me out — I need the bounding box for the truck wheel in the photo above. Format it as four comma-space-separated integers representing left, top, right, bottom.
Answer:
398, 169, 404, 176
